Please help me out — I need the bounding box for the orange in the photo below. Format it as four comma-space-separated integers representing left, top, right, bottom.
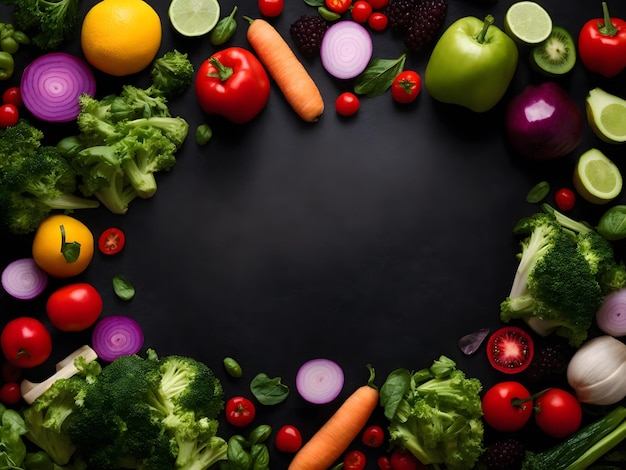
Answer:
32, 215, 95, 278
81, 0, 162, 76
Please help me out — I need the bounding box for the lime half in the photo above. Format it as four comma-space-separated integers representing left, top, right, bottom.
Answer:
586, 87, 626, 144
505, 1, 553, 46
573, 148, 623, 205
168, 0, 220, 37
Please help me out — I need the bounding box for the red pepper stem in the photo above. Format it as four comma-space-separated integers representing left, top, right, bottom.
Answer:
475, 15, 494, 44
207, 57, 234, 81
598, 1, 619, 37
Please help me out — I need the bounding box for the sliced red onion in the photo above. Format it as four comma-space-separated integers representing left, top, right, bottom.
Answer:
91, 315, 144, 362
296, 358, 344, 404
1, 258, 48, 299
596, 289, 626, 337
21, 52, 96, 122
458, 328, 490, 355
320, 21, 373, 80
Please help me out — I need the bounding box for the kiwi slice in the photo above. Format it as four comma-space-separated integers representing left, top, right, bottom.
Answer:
530, 26, 576, 76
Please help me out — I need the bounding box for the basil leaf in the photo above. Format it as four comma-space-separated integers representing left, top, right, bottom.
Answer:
210, 6, 238, 46
250, 373, 289, 405
526, 181, 550, 203
379, 368, 411, 420
304, 0, 324, 6
113, 275, 135, 300
354, 53, 407, 98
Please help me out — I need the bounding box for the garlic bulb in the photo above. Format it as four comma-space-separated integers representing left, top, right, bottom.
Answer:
566, 335, 626, 405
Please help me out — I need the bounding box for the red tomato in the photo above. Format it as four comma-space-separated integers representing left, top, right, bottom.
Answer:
391, 70, 422, 104
0, 382, 21, 405
225, 396, 256, 427
1, 361, 21, 383
0, 103, 18, 128
366, 0, 389, 8
377, 456, 392, 470
2, 87, 21, 107
481, 381, 533, 432
0, 317, 52, 368
344, 450, 366, 470
98, 227, 126, 255
46, 283, 103, 332
534, 388, 582, 438
275, 424, 302, 453
362, 424, 385, 447
390, 449, 422, 470
351, 1, 373, 23
555, 188, 576, 212
258, 0, 284, 17
486, 326, 534, 374
335, 92, 360, 116
368, 12, 388, 31
325, 0, 352, 14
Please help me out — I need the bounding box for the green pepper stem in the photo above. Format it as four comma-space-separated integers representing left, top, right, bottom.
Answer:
598, 1, 619, 37
207, 57, 233, 81
475, 15, 495, 44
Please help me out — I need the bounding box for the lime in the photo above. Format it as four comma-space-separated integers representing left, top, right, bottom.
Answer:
504, 1, 553, 46
168, 0, 220, 37
573, 148, 623, 205
586, 87, 626, 144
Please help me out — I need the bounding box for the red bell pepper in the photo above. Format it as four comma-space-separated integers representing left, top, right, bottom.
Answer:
578, 2, 626, 78
194, 47, 270, 124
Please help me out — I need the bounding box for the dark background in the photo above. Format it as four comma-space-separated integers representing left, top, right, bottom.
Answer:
2, 0, 626, 467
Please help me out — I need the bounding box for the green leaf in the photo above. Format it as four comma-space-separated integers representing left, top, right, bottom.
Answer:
379, 368, 411, 420
250, 373, 289, 405
113, 275, 135, 300
354, 53, 407, 98
304, 0, 325, 6
527, 181, 550, 203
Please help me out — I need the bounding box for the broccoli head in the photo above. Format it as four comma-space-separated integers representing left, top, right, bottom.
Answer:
149, 50, 194, 98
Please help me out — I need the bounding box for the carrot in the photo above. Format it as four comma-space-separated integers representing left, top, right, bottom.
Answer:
244, 17, 324, 122
288, 364, 379, 470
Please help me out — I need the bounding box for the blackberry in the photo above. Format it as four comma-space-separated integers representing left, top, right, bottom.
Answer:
404, 0, 448, 53
289, 15, 328, 59
386, 0, 418, 34
482, 438, 526, 470
525, 339, 575, 383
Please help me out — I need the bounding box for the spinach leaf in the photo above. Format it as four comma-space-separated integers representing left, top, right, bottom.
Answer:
354, 53, 407, 98
526, 181, 550, 203
250, 373, 289, 405
379, 368, 411, 420
113, 275, 135, 300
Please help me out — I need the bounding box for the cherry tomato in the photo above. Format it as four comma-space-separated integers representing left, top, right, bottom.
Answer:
258, 0, 284, 17
368, 12, 388, 31
98, 227, 126, 255
46, 283, 103, 332
534, 388, 582, 438
1, 361, 21, 383
2, 86, 21, 107
325, 0, 352, 14
335, 92, 360, 116
377, 456, 392, 470
225, 396, 256, 427
362, 424, 385, 447
366, 0, 389, 8
351, 0, 373, 23
344, 450, 366, 470
0, 317, 52, 368
481, 381, 533, 432
391, 70, 422, 104
555, 188, 576, 212
390, 449, 422, 470
0, 382, 21, 405
0, 103, 18, 128
275, 424, 302, 453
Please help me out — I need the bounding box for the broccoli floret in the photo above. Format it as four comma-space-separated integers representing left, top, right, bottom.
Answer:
169, 416, 227, 470
501, 212, 604, 346
122, 116, 190, 148
7, 0, 81, 50
148, 50, 194, 98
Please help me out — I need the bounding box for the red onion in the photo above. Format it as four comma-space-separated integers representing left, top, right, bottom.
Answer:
320, 21, 372, 80
91, 315, 144, 362
596, 289, 626, 337
296, 358, 344, 404
20, 52, 96, 122
458, 328, 490, 355
1, 258, 48, 299
504, 81, 584, 160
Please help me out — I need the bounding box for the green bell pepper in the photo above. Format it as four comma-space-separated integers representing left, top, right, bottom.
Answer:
0, 51, 14, 80
424, 15, 518, 113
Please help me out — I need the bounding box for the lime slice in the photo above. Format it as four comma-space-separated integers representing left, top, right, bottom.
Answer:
168, 0, 220, 37
573, 148, 623, 205
504, 1, 553, 46
586, 87, 626, 144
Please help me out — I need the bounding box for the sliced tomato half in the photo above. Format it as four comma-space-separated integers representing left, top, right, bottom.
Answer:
98, 227, 126, 255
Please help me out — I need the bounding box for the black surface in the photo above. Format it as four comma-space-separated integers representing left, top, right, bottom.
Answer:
2, 0, 626, 467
